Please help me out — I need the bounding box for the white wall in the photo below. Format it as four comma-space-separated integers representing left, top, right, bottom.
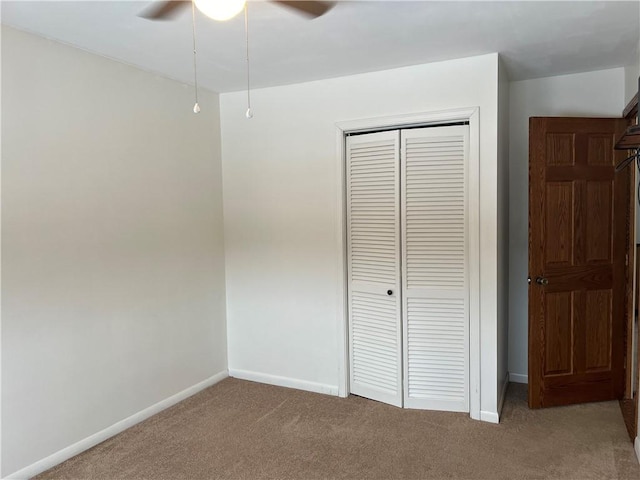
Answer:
1, 26, 227, 477
497, 58, 510, 409
508, 68, 626, 381
625, 63, 638, 105
220, 53, 503, 419
624, 34, 639, 105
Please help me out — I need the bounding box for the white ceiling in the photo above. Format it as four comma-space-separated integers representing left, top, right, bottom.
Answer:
2, 1, 639, 93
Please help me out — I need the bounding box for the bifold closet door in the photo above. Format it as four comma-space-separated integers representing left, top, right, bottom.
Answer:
347, 130, 403, 408
401, 125, 470, 412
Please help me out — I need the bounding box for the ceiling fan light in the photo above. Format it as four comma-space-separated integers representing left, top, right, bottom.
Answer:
194, 0, 246, 21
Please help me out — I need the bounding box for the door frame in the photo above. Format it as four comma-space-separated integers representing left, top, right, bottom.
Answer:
622, 92, 638, 442
334, 107, 481, 420
623, 92, 638, 403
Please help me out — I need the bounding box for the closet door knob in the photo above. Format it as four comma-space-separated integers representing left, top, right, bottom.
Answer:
387, 290, 393, 296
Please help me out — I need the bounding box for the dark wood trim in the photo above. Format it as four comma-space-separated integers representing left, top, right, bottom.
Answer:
528, 118, 545, 408
621, 243, 640, 440
620, 396, 636, 440
623, 93, 638, 121
615, 124, 640, 149
614, 123, 631, 400
624, 163, 636, 399
620, 93, 639, 440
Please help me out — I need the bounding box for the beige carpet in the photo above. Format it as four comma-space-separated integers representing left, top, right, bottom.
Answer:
35, 379, 639, 480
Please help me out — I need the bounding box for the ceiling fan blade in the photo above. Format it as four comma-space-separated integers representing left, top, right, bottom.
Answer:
140, 0, 189, 20
271, 1, 335, 18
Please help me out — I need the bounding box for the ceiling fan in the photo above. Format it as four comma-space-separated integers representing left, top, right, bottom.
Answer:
141, 0, 335, 22
142, 0, 335, 116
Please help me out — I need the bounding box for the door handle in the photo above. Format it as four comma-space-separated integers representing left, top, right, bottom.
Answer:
535, 276, 549, 286
387, 290, 393, 296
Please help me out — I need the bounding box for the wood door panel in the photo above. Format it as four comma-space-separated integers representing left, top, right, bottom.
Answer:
529, 117, 628, 408
542, 371, 618, 406
546, 133, 575, 165
544, 292, 573, 376
545, 183, 574, 266
546, 166, 614, 181
543, 265, 611, 292
587, 135, 614, 166
584, 289, 612, 372
585, 181, 613, 263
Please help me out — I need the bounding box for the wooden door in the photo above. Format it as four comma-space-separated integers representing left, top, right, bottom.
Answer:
529, 117, 629, 408
347, 130, 403, 407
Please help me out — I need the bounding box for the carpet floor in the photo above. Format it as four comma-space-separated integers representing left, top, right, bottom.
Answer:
35, 379, 639, 480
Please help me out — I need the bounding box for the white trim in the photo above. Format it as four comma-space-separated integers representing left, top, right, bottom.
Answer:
634, 436, 640, 465
335, 125, 349, 398
0, 15, 4, 475
480, 410, 500, 424
467, 108, 481, 421
509, 373, 528, 384
335, 107, 481, 134
5, 371, 229, 480
229, 369, 339, 396
497, 372, 509, 418
335, 107, 482, 419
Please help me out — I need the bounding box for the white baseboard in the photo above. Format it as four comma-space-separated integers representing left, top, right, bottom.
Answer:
6, 371, 228, 480
478, 372, 509, 425
480, 410, 500, 424
229, 368, 339, 396
635, 436, 640, 465
509, 373, 528, 384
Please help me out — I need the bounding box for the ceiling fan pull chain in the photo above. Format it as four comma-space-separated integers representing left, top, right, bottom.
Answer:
245, 3, 253, 119
191, 0, 201, 113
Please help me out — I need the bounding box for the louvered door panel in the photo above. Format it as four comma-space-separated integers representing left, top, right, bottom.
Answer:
347, 131, 402, 407
401, 125, 469, 412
